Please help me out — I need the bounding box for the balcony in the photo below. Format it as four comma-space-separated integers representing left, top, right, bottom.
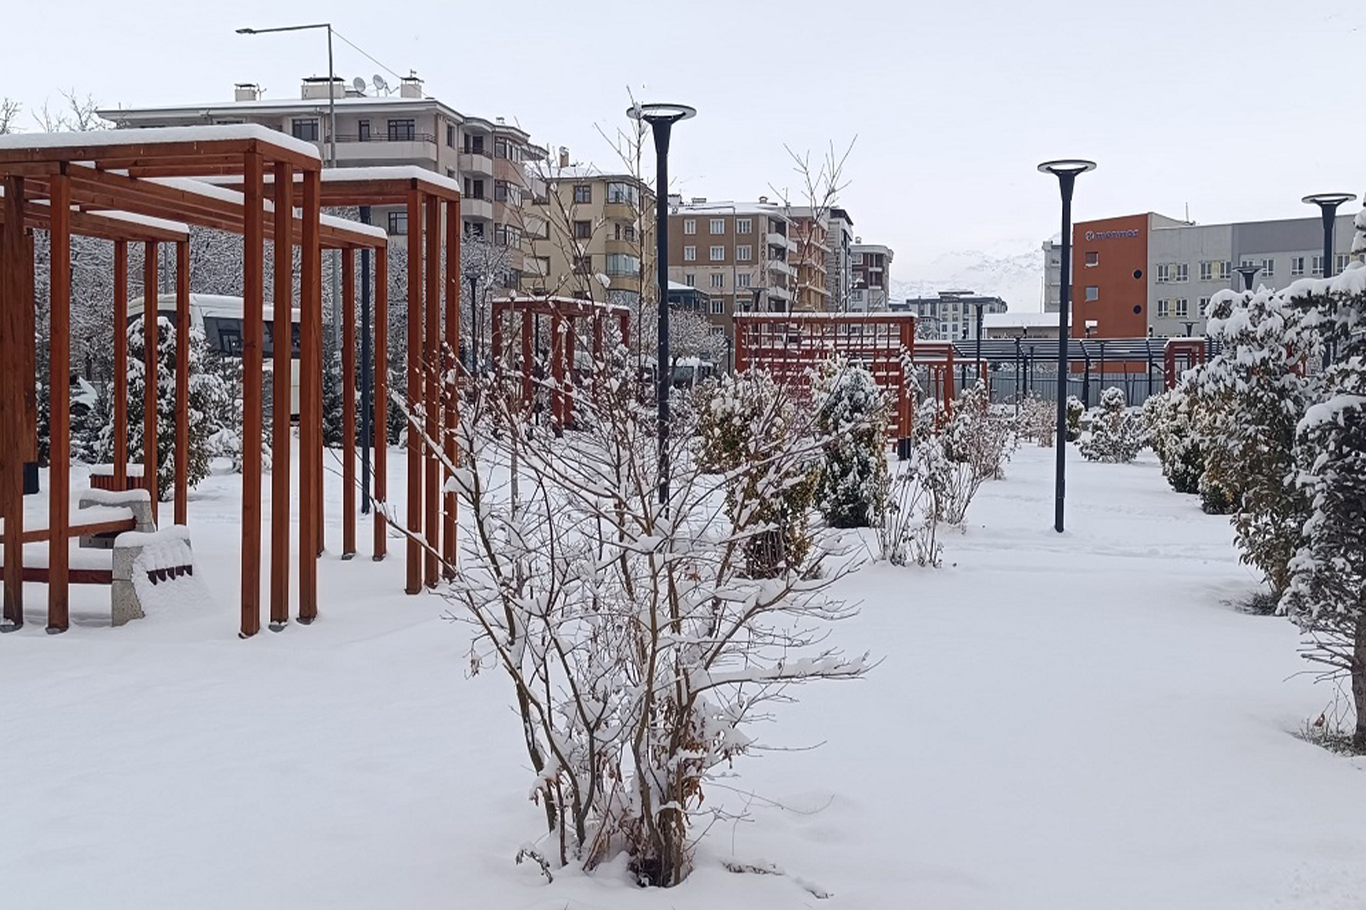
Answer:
765, 258, 793, 276
334, 133, 438, 166
458, 150, 495, 176
462, 196, 494, 222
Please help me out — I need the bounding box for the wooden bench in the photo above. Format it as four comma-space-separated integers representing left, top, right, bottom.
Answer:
0, 541, 115, 585
88, 464, 147, 494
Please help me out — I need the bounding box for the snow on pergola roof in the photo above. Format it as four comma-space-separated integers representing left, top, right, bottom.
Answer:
200, 165, 462, 205
0, 123, 320, 162
983, 312, 1055, 329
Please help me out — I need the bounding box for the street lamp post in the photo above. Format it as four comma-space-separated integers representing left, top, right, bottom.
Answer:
236, 23, 336, 168
1181, 321, 1197, 337
1235, 263, 1261, 292
1302, 192, 1357, 366
628, 102, 696, 512
466, 273, 480, 373
1038, 158, 1097, 534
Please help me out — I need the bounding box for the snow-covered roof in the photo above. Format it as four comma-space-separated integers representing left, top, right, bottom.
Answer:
0, 124, 320, 161
91, 209, 192, 236
983, 312, 1054, 328
145, 177, 386, 242
668, 281, 705, 292
671, 200, 791, 220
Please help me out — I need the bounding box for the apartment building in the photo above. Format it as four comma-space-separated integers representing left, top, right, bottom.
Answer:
525, 150, 654, 304
825, 207, 855, 311
849, 240, 894, 312
782, 207, 831, 311
97, 75, 545, 288
666, 197, 796, 336
898, 291, 1008, 340
1046, 210, 1361, 338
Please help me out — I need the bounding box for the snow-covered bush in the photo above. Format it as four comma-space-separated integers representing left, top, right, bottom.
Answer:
1065, 395, 1085, 442
875, 434, 951, 566
943, 380, 1015, 482
1017, 393, 1055, 447
813, 357, 890, 528
431, 359, 868, 886
694, 370, 821, 576
1079, 387, 1144, 463
1143, 386, 1205, 494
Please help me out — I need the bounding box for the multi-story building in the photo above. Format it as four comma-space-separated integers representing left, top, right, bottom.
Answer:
825, 207, 855, 311
666, 197, 795, 336
1046, 210, 1360, 337
525, 149, 654, 304
97, 75, 545, 289
1042, 239, 1063, 313
783, 207, 831, 311
982, 312, 1059, 340
898, 291, 1008, 340
849, 240, 894, 312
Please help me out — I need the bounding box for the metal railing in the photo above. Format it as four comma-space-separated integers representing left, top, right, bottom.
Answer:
334, 132, 437, 144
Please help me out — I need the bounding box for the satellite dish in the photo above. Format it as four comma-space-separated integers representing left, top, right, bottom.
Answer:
352, 76, 367, 94
372, 74, 389, 94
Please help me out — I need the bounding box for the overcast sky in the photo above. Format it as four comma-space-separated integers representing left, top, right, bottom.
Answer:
4, 0, 1363, 284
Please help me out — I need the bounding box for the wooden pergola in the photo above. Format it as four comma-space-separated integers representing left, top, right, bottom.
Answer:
214, 166, 463, 595
0, 125, 386, 636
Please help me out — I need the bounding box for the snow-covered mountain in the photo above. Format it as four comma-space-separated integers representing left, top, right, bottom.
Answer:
890, 240, 1044, 312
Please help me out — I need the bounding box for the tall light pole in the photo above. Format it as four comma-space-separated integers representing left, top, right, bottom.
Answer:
628, 102, 696, 512
235, 23, 336, 168
1038, 158, 1096, 534
1302, 192, 1356, 366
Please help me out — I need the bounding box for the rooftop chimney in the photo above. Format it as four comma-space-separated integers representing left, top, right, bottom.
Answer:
399, 74, 423, 99
234, 83, 261, 102
855, 235, 862, 243
558, 146, 570, 168
690, 196, 706, 205
301, 76, 343, 100
758, 195, 768, 204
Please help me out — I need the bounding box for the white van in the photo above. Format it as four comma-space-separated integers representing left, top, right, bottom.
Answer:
125, 293, 302, 417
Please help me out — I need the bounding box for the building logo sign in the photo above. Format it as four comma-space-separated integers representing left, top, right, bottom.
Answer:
1085, 229, 1140, 241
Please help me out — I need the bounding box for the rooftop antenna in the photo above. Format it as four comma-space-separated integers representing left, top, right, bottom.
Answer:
372, 74, 389, 95
352, 76, 367, 95
1185, 202, 1190, 223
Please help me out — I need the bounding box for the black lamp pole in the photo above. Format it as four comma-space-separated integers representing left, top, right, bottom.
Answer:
1302, 193, 1356, 366
466, 273, 480, 373
1235, 263, 1261, 292
629, 102, 696, 512
1038, 158, 1096, 534
359, 205, 372, 515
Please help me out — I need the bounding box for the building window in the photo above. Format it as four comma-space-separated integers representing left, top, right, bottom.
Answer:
573, 184, 592, 204
1218, 260, 1230, 280
1199, 261, 1213, 281
1085, 286, 1099, 301
710, 218, 725, 234
710, 273, 725, 289
387, 119, 415, 141
1262, 258, 1275, 278
737, 218, 752, 234
494, 138, 511, 159
464, 221, 484, 240
684, 246, 696, 262
711, 299, 725, 315
573, 220, 592, 240
387, 211, 407, 236
606, 182, 639, 206
1085, 251, 1099, 267
1312, 255, 1324, 276
736, 245, 752, 262
683, 273, 695, 287
683, 219, 696, 235
1156, 263, 1170, 284
1336, 253, 1350, 274
709, 245, 725, 261
736, 272, 751, 288
1156, 299, 1170, 318
1175, 298, 1189, 317
1198, 297, 1210, 316
1174, 263, 1189, 282
464, 134, 485, 154
852, 252, 864, 265
1291, 256, 1305, 276
291, 118, 319, 141
357, 120, 371, 141
605, 253, 640, 277
446, 124, 456, 148
573, 254, 592, 275
711, 326, 725, 338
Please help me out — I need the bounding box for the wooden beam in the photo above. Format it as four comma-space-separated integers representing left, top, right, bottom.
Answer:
240, 151, 264, 639
0, 179, 25, 627
270, 162, 293, 628
22, 231, 35, 468
405, 188, 421, 595
298, 167, 321, 623
48, 170, 72, 632
373, 245, 388, 562
342, 247, 357, 559
174, 240, 190, 526
143, 241, 159, 527
113, 241, 128, 490
424, 194, 440, 588
442, 198, 458, 577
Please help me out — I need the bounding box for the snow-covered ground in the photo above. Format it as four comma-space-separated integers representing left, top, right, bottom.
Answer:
3, 444, 1364, 909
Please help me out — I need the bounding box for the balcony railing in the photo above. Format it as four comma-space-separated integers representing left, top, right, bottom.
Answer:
334, 132, 437, 144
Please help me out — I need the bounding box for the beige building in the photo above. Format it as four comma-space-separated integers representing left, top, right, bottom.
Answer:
783, 207, 831, 311
525, 150, 654, 304
666, 197, 796, 335
849, 240, 894, 312
97, 75, 545, 289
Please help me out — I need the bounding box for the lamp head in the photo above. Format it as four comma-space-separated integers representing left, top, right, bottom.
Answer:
626, 102, 697, 126
1037, 159, 1097, 178
1302, 192, 1356, 209
235, 27, 256, 34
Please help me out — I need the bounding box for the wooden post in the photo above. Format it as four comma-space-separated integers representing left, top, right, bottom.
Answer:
143, 241, 159, 525
342, 246, 356, 558
404, 188, 422, 595
21, 230, 36, 478
551, 311, 565, 431
442, 198, 458, 576
174, 240, 190, 526
564, 315, 577, 427
48, 170, 72, 632
423, 195, 440, 587
521, 308, 533, 408
299, 168, 321, 623
113, 240, 128, 490
373, 244, 388, 561
0, 179, 25, 627
270, 161, 293, 627
240, 151, 264, 639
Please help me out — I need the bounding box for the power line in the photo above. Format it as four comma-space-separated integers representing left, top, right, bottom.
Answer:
330, 28, 407, 86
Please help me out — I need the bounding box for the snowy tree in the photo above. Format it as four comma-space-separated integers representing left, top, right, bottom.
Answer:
1143, 385, 1206, 495
875, 432, 952, 566
1079, 387, 1143, 463
943, 380, 1015, 483
1065, 395, 1085, 442
1017, 393, 1055, 447
812, 357, 890, 528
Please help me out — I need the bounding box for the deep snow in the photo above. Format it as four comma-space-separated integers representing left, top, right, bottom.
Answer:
3, 444, 1364, 909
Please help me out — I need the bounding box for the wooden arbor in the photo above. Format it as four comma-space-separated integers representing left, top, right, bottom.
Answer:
489, 296, 632, 430
0, 125, 385, 636
733, 312, 918, 443
1163, 337, 1206, 389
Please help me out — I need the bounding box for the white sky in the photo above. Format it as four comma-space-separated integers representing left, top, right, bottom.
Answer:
4, 0, 1363, 280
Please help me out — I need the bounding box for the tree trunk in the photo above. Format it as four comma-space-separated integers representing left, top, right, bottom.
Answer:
1353, 615, 1366, 753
